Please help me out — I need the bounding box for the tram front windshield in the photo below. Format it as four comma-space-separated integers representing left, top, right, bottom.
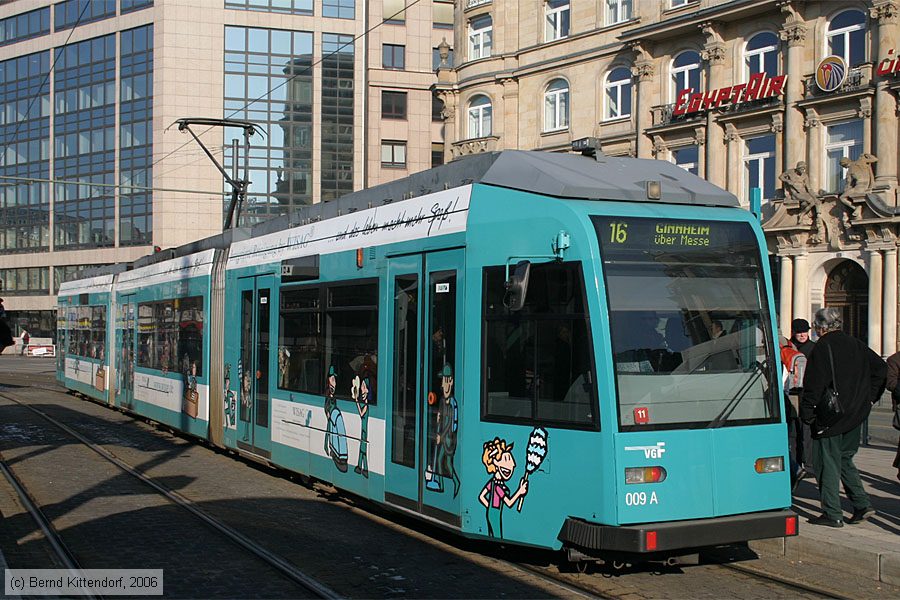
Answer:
594, 216, 779, 431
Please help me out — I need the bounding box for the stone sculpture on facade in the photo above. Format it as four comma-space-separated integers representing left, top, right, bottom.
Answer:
838, 153, 878, 222
779, 161, 823, 244
437, 38, 451, 69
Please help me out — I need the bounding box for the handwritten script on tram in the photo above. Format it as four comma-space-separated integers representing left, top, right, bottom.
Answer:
227, 186, 472, 270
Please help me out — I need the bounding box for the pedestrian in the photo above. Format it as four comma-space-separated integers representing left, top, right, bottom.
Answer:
801, 307, 886, 527
20, 329, 30, 356
780, 336, 807, 490
790, 318, 815, 358
885, 350, 900, 481
0, 298, 12, 352
789, 318, 815, 475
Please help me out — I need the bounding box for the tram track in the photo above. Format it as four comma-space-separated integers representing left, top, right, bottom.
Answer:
505, 556, 843, 600
0, 383, 861, 600
0, 389, 340, 600
720, 561, 850, 600
0, 455, 101, 600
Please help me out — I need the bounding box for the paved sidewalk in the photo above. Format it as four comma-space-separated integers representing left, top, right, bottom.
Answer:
752, 444, 900, 586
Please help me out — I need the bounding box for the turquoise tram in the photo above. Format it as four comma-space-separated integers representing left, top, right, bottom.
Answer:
56, 150, 797, 561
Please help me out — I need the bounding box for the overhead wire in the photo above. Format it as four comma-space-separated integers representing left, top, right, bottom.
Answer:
0, 1, 425, 204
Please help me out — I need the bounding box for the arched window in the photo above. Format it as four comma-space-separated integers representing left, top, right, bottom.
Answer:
543, 79, 569, 132
467, 94, 492, 138
827, 10, 866, 67
604, 67, 632, 120
671, 51, 701, 100
745, 31, 779, 78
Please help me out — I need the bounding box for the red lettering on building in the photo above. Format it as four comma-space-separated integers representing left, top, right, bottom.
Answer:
687, 93, 703, 113
672, 74, 787, 117
715, 87, 733, 106
673, 88, 692, 115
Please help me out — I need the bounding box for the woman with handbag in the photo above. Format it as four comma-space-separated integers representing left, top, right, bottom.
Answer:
885, 350, 900, 481
800, 307, 887, 527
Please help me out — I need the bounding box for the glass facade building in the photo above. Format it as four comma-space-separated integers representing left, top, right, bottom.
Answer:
119, 25, 153, 245
321, 33, 355, 202
224, 26, 314, 225
0, 51, 51, 254
53, 34, 117, 249
0, 0, 446, 344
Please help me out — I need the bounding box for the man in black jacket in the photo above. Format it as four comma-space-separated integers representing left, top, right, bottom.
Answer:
790, 318, 815, 358
801, 307, 886, 527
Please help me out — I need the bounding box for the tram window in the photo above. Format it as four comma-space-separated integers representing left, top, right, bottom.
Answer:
137, 302, 156, 369
391, 275, 417, 467
91, 305, 106, 360
594, 216, 778, 430
326, 282, 378, 403
278, 280, 379, 400
135, 296, 204, 376
481, 262, 597, 429
66, 304, 106, 359
177, 297, 204, 378
279, 286, 323, 395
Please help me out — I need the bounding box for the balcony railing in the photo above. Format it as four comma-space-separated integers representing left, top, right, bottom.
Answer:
450, 136, 499, 159
651, 103, 704, 127
803, 64, 871, 97
465, 0, 491, 10
652, 94, 783, 127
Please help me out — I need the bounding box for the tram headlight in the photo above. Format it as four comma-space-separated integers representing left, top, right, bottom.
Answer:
625, 466, 667, 484
754, 456, 784, 473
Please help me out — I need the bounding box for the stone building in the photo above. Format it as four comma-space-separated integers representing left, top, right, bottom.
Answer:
0, 0, 452, 339
435, 0, 900, 355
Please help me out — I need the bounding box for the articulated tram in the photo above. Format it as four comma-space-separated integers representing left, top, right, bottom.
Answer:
57, 150, 797, 561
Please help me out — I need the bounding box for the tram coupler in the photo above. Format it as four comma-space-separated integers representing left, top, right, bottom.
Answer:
566, 547, 599, 564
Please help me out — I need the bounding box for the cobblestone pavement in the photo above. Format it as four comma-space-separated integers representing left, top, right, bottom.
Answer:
0, 370, 884, 599
0, 396, 319, 599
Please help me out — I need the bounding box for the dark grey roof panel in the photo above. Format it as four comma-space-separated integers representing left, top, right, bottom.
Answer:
480, 151, 740, 207
248, 150, 737, 240
131, 227, 251, 269
250, 152, 503, 237
78, 263, 129, 280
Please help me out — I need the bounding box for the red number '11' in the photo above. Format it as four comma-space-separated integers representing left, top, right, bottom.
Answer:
633, 406, 650, 424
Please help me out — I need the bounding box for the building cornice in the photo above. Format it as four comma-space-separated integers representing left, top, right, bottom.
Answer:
618, 0, 775, 43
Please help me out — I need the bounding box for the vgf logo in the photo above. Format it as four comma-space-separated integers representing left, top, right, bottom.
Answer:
624, 442, 666, 459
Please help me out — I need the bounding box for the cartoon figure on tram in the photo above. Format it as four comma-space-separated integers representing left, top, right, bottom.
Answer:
478, 437, 529, 538
324, 364, 348, 472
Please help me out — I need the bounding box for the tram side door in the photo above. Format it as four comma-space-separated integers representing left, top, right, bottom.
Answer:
385, 250, 463, 527
117, 294, 136, 410
236, 275, 275, 458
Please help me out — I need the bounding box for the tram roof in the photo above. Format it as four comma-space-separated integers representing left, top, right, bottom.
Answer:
250, 150, 738, 237
63, 151, 740, 287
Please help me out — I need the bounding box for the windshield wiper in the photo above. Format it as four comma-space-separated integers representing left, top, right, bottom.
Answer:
706, 360, 765, 429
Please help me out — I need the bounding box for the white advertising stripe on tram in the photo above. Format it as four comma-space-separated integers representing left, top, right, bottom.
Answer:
226, 185, 472, 270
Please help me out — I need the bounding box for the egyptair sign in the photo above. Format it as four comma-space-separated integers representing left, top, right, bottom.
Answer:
877, 48, 900, 76
673, 72, 787, 117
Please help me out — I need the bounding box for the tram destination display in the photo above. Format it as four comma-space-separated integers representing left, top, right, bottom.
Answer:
598, 217, 756, 254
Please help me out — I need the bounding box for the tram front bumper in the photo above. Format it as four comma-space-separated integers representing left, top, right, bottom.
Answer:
558, 509, 798, 554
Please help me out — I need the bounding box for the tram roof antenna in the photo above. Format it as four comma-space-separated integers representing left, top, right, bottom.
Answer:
172, 118, 266, 231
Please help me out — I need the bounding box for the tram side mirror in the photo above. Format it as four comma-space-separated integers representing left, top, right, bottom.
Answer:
504, 261, 531, 312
